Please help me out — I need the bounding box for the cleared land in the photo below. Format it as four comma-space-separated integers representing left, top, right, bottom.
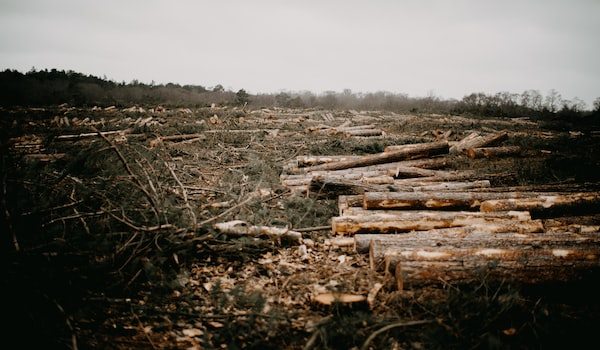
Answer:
2, 105, 600, 349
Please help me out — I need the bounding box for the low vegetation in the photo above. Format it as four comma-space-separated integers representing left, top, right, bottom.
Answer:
1, 70, 599, 349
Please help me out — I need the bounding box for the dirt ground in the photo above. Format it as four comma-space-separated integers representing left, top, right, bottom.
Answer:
2, 105, 600, 349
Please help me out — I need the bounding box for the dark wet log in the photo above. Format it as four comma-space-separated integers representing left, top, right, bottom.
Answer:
300, 141, 449, 173
310, 177, 388, 197
343, 129, 383, 137
465, 146, 521, 159
332, 210, 541, 235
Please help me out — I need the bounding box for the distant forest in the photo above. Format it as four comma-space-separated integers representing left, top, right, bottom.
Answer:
1, 68, 599, 120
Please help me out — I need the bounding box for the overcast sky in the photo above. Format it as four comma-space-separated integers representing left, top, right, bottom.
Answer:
1, 0, 598, 106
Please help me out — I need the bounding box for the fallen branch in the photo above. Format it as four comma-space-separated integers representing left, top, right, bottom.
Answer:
214, 220, 302, 243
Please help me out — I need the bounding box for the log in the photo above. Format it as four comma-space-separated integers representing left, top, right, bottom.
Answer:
362, 191, 550, 210
457, 131, 509, 154
309, 177, 388, 197
480, 192, 600, 215
343, 129, 383, 137
375, 243, 600, 286
449, 132, 480, 153
284, 157, 448, 175
383, 141, 447, 153
214, 220, 302, 242
332, 211, 541, 235
300, 141, 449, 173
386, 165, 444, 178
338, 195, 364, 216
412, 180, 491, 192
465, 146, 521, 159
357, 228, 598, 255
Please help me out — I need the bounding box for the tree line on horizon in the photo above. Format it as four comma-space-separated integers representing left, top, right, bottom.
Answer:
1, 68, 598, 121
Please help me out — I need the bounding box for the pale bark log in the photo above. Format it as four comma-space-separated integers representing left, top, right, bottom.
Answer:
284, 157, 448, 175
449, 132, 480, 153
480, 192, 600, 213
356, 227, 595, 254
453, 131, 509, 154
465, 146, 521, 159
338, 195, 364, 216
376, 244, 600, 285
362, 191, 551, 210
300, 141, 449, 173
411, 180, 491, 192
332, 211, 541, 235
386, 165, 445, 178
214, 220, 302, 242
383, 141, 447, 153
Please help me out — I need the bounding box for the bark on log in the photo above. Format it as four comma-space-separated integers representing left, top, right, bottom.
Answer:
411, 180, 491, 192
386, 165, 445, 178
284, 157, 448, 175
300, 141, 449, 173
357, 228, 597, 254
480, 192, 600, 215
343, 129, 383, 137
362, 191, 551, 210
449, 132, 480, 153
338, 195, 364, 216
376, 244, 600, 286
465, 146, 521, 159
457, 131, 509, 154
383, 141, 448, 153
310, 177, 388, 197
332, 211, 541, 235
214, 220, 302, 242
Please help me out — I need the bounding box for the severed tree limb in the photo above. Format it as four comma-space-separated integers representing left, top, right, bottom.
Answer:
92, 126, 162, 225
300, 141, 449, 173
165, 161, 197, 229
465, 146, 521, 159
214, 220, 302, 243
360, 320, 434, 350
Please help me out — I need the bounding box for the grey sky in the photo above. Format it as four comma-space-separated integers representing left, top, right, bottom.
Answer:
1, 0, 598, 106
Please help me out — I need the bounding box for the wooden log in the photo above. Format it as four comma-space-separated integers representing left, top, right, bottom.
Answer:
295, 155, 362, 167
386, 165, 444, 178
383, 141, 447, 153
458, 131, 509, 154
338, 195, 364, 216
362, 191, 550, 210
332, 211, 541, 235
300, 141, 449, 173
449, 132, 480, 153
412, 180, 491, 192
465, 146, 521, 159
343, 129, 383, 137
375, 242, 600, 286
357, 228, 597, 254
310, 177, 388, 197
392, 171, 517, 186
285, 157, 448, 175
214, 220, 302, 243
480, 192, 600, 215
158, 133, 207, 142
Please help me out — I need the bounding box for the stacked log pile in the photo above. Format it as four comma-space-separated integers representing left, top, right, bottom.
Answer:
281, 131, 600, 288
